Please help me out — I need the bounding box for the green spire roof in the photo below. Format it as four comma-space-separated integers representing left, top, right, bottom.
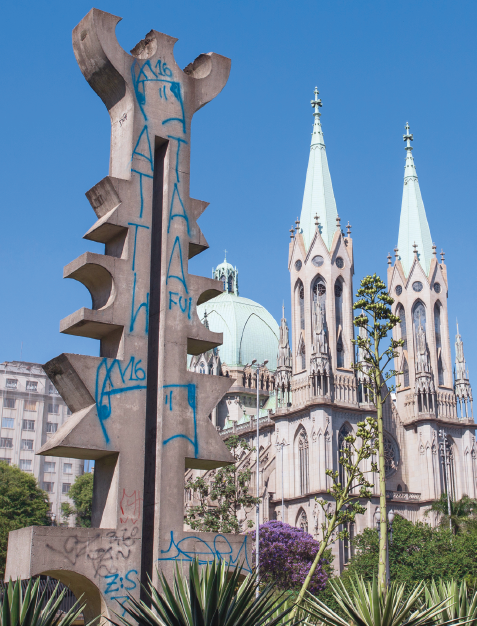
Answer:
299, 87, 338, 251
397, 124, 433, 277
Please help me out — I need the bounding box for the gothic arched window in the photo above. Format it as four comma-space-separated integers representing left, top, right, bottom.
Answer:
412, 301, 426, 334
199, 361, 206, 374
335, 280, 344, 368
297, 428, 309, 495
312, 276, 326, 304
297, 508, 308, 533
383, 434, 399, 477
296, 280, 305, 331
434, 302, 444, 385
228, 274, 233, 293
338, 424, 352, 487
297, 335, 306, 371
221, 274, 226, 292
397, 305, 409, 386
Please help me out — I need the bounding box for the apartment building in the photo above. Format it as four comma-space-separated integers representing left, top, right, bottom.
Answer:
0, 361, 84, 525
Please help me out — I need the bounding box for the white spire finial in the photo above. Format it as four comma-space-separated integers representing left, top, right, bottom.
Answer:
403, 122, 413, 150
224, 249, 227, 261
282, 301, 285, 319
311, 86, 322, 117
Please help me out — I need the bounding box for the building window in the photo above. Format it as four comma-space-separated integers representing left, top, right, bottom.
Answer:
228, 275, 233, 293
46, 422, 58, 434
434, 303, 444, 385
297, 508, 308, 533
384, 435, 399, 477
21, 439, 34, 451
221, 274, 226, 291
0, 458, 11, 465
1, 417, 14, 429
0, 438, 13, 449
336, 257, 345, 269
49, 384, 59, 395
22, 420, 35, 431
395, 285, 402, 296
397, 305, 409, 386
338, 424, 352, 487
48, 404, 59, 414
24, 400, 37, 411
3, 398, 15, 409
312, 255, 324, 267
26, 381, 38, 392
5, 379, 17, 389
66, 408, 72, 416
20, 459, 32, 471
43, 482, 54, 493
402, 357, 409, 388
298, 428, 309, 495
44, 462, 56, 473
412, 281, 423, 292
336, 336, 345, 368
297, 281, 305, 330
62, 483, 71, 494
295, 260, 302, 271
63, 463, 73, 474
343, 522, 355, 564
199, 362, 206, 374
397, 484, 402, 492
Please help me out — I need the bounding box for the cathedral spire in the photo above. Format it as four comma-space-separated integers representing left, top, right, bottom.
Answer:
396, 123, 433, 277
299, 87, 339, 251
454, 321, 473, 418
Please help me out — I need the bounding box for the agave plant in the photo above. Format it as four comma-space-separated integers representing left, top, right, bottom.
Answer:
424, 580, 477, 626
1, 577, 88, 626
110, 558, 298, 626
303, 576, 450, 626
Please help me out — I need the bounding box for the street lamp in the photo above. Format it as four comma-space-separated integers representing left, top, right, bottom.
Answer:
375, 506, 395, 586
275, 440, 289, 520
246, 358, 268, 594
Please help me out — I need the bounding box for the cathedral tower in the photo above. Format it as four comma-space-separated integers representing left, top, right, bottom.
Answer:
388, 124, 454, 420
289, 88, 356, 403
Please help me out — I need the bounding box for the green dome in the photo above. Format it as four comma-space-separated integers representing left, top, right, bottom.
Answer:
198, 292, 280, 370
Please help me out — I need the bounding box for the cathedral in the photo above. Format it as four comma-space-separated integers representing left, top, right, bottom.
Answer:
186, 88, 475, 572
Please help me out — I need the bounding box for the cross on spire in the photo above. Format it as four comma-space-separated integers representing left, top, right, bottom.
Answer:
311, 86, 322, 117
403, 122, 413, 150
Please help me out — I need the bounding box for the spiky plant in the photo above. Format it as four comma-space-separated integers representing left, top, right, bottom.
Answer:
303, 576, 451, 626
110, 558, 298, 626
0, 577, 88, 626
424, 580, 477, 626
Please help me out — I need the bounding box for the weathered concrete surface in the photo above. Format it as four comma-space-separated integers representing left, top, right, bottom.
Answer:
6, 8, 251, 620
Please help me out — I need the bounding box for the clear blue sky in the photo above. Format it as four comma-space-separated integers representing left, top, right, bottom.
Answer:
1, 0, 475, 382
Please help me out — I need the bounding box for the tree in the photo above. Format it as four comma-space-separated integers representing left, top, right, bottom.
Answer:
0, 462, 51, 576
352, 274, 403, 593
426, 494, 477, 535
344, 514, 477, 587
251, 521, 329, 594
185, 435, 259, 534
61, 471, 93, 527
292, 416, 378, 616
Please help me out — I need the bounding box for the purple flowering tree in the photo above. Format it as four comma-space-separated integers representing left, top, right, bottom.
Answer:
251, 521, 328, 594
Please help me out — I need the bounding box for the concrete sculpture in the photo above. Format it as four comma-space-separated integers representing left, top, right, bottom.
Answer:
5, 9, 250, 621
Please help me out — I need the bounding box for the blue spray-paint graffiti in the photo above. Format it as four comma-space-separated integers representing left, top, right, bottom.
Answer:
166, 236, 188, 293
168, 291, 192, 319
128, 222, 150, 271
132, 125, 154, 171
131, 59, 186, 133
158, 532, 252, 574
167, 135, 188, 183
168, 183, 190, 234
130, 273, 150, 333
162, 384, 198, 457
95, 358, 147, 443
103, 569, 138, 616
131, 170, 153, 219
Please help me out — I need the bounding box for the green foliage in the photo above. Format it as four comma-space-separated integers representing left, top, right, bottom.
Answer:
1, 577, 88, 626
60, 471, 93, 528
426, 494, 477, 535
304, 576, 448, 626
352, 274, 404, 593
0, 463, 51, 577
424, 579, 477, 626
345, 515, 477, 586
111, 558, 298, 626
184, 436, 259, 534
